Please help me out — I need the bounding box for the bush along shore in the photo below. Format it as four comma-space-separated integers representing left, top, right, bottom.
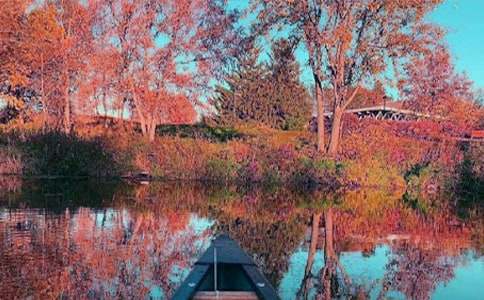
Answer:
0, 126, 345, 191
0, 120, 482, 200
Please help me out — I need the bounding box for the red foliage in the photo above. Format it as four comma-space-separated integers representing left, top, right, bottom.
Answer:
401, 46, 480, 130
342, 116, 464, 175
165, 95, 197, 124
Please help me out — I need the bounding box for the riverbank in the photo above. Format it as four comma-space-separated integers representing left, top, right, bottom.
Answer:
0, 120, 482, 200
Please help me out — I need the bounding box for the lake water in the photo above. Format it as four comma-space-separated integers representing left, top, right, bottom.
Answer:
0, 179, 482, 299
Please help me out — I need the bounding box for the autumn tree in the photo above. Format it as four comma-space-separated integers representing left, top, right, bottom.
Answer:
50, 0, 94, 134
77, 47, 120, 121
254, 0, 444, 154
0, 0, 95, 131
25, 3, 70, 129
0, 0, 30, 88
93, 0, 239, 142
401, 45, 480, 129
0, 0, 35, 123
164, 94, 198, 124
347, 81, 388, 110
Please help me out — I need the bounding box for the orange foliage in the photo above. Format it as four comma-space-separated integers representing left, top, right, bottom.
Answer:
0, 206, 210, 299
164, 94, 197, 124
401, 46, 480, 130
1, 0, 237, 139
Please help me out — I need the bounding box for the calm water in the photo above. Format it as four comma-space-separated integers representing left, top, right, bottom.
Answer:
0, 179, 482, 299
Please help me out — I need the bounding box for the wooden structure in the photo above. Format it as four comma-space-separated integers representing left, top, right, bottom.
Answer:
322, 104, 432, 121
172, 235, 279, 300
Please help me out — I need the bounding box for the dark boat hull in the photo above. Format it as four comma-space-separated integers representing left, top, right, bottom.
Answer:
171, 235, 279, 300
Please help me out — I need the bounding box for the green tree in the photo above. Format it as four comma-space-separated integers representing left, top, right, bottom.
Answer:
212, 47, 271, 127
269, 40, 312, 130
212, 42, 311, 130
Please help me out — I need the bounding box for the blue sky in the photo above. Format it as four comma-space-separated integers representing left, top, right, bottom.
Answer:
431, 0, 484, 88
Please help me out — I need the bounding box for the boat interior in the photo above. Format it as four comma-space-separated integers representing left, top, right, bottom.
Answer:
192, 263, 259, 300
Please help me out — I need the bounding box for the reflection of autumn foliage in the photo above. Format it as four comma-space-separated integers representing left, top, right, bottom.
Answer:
0, 181, 480, 299
0, 206, 209, 299
295, 188, 474, 299
213, 189, 305, 285
128, 182, 213, 214
0, 210, 74, 298
0, 148, 22, 176
0, 175, 22, 193
298, 208, 368, 300
378, 209, 473, 299
380, 243, 456, 300
334, 196, 472, 256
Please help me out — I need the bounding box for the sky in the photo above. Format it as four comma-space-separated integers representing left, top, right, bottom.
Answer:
430, 0, 484, 88
228, 0, 484, 91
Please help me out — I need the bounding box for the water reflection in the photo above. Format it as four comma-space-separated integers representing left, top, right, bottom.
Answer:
0, 208, 211, 298
282, 208, 479, 300
0, 179, 482, 299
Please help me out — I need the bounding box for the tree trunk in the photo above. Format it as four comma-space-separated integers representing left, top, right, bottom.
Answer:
324, 208, 334, 258
62, 20, 72, 135
298, 213, 322, 299
63, 72, 71, 134
316, 85, 325, 153
323, 208, 335, 300
40, 53, 48, 131
130, 88, 149, 137
148, 117, 156, 142
328, 106, 343, 156
306, 213, 321, 275
139, 118, 147, 135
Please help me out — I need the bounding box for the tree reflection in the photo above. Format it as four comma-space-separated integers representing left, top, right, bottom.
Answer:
319, 208, 354, 300
378, 242, 455, 300
298, 212, 321, 299
377, 211, 472, 300
297, 209, 360, 300
0, 183, 212, 299
0, 182, 480, 299
213, 189, 306, 285
293, 189, 475, 300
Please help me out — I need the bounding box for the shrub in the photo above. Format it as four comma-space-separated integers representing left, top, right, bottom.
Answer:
156, 123, 242, 142
346, 157, 405, 192
203, 157, 237, 183
289, 157, 344, 190
454, 143, 484, 213
0, 146, 22, 175
20, 131, 119, 177
260, 167, 283, 187
236, 159, 262, 185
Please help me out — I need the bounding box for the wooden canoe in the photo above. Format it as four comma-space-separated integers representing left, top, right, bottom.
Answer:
171, 234, 279, 300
